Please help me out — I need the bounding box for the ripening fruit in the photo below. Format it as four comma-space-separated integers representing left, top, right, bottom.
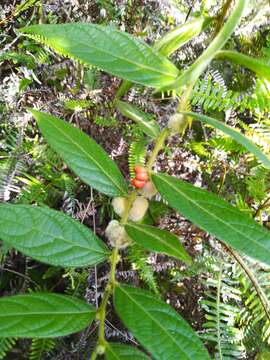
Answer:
135, 171, 148, 181
112, 197, 128, 217
128, 196, 149, 222
131, 178, 146, 189
132, 165, 149, 188
168, 113, 187, 135
141, 181, 157, 199
105, 220, 131, 248
134, 165, 147, 175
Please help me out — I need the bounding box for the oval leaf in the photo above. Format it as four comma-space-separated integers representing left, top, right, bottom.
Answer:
125, 222, 191, 264
29, 109, 128, 197
106, 343, 150, 360
155, 17, 210, 56
20, 23, 179, 88
116, 17, 211, 99
183, 111, 270, 169
216, 50, 270, 81
0, 204, 109, 267
0, 293, 95, 338
114, 285, 210, 360
116, 100, 160, 138
152, 173, 270, 266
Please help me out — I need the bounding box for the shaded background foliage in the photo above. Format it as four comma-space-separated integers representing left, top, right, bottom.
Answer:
0, 0, 270, 359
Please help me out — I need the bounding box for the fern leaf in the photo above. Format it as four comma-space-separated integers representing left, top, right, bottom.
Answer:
29, 338, 56, 360
127, 244, 159, 295
200, 259, 246, 359
0, 338, 16, 359
128, 139, 147, 178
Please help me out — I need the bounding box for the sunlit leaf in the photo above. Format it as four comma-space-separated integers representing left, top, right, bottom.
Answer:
20, 23, 179, 88
116, 100, 160, 138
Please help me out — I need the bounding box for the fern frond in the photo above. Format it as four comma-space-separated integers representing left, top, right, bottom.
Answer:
200, 259, 246, 359
127, 244, 159, 295
0, 51, 35, 67
0, 338, 16, 359
191, 74, 270, 114
93, 116, 117, 127
15, 0, 39, 17
35, 47, 51, 65
29, 338, 56, 360
128, 139, 147, 178
238, 263, 270, 350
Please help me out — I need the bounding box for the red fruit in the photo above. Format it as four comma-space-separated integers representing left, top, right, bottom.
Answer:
136, 172, 148, 181
134, 165, 147, 175
131, 178, 146, 189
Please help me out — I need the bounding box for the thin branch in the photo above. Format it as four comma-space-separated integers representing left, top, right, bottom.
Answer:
224, 244, 270, 323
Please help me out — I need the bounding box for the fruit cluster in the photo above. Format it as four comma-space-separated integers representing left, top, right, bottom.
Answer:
131, 165, 148, 189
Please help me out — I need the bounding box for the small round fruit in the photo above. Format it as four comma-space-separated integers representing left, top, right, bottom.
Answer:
128, 196, 149, 222
168, 113, 187, 135
131, 178, 146, 189
134, 165, 147, 175
112, 197, 128, 217
135, 172, 148, 181
105, 220, 131, 248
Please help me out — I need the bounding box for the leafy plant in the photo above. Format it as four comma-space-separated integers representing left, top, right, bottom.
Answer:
1, 1, 270, 358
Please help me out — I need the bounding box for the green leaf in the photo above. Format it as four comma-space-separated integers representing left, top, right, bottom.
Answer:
0, 293, 95, 338
183, 111, 270, 169
155, 17, 211, 56
116, 100, 160, 138
29, 109, 128, 197
216, 50, 270, 81
125, 222, 191, 264
152, 173, 270, 266
114, 285, 210, 360
106, 343, 150, 360
163, 0, 246, 90
115, 17, 211, 99
20, 23, 179, 88
0, 204, 109, 267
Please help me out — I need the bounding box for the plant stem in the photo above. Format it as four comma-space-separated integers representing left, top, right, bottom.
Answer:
90, 191, 136, 359
115, 80, 132, 100
90, 247, 119, 360
120, 191, 137, 225
146, 128, 170, 171
224, 244, 270, 323
254, 194, 270, 219
214, 0, 234, 36
177, 82, 195, 112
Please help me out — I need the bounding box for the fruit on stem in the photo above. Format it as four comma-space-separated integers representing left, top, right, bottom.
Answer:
112, 197, 128, 217
128, 196, 149, 222
131, 178, 146, 189
105, 220, 131, 248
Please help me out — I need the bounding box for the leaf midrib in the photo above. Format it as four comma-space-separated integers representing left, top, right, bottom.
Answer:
26, 26, 178, 80
117, 286, 198, 359
156, 175, 270, 254
1, 213, 107, 256
39, 116, 126, 195
127, 223, 186, 259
